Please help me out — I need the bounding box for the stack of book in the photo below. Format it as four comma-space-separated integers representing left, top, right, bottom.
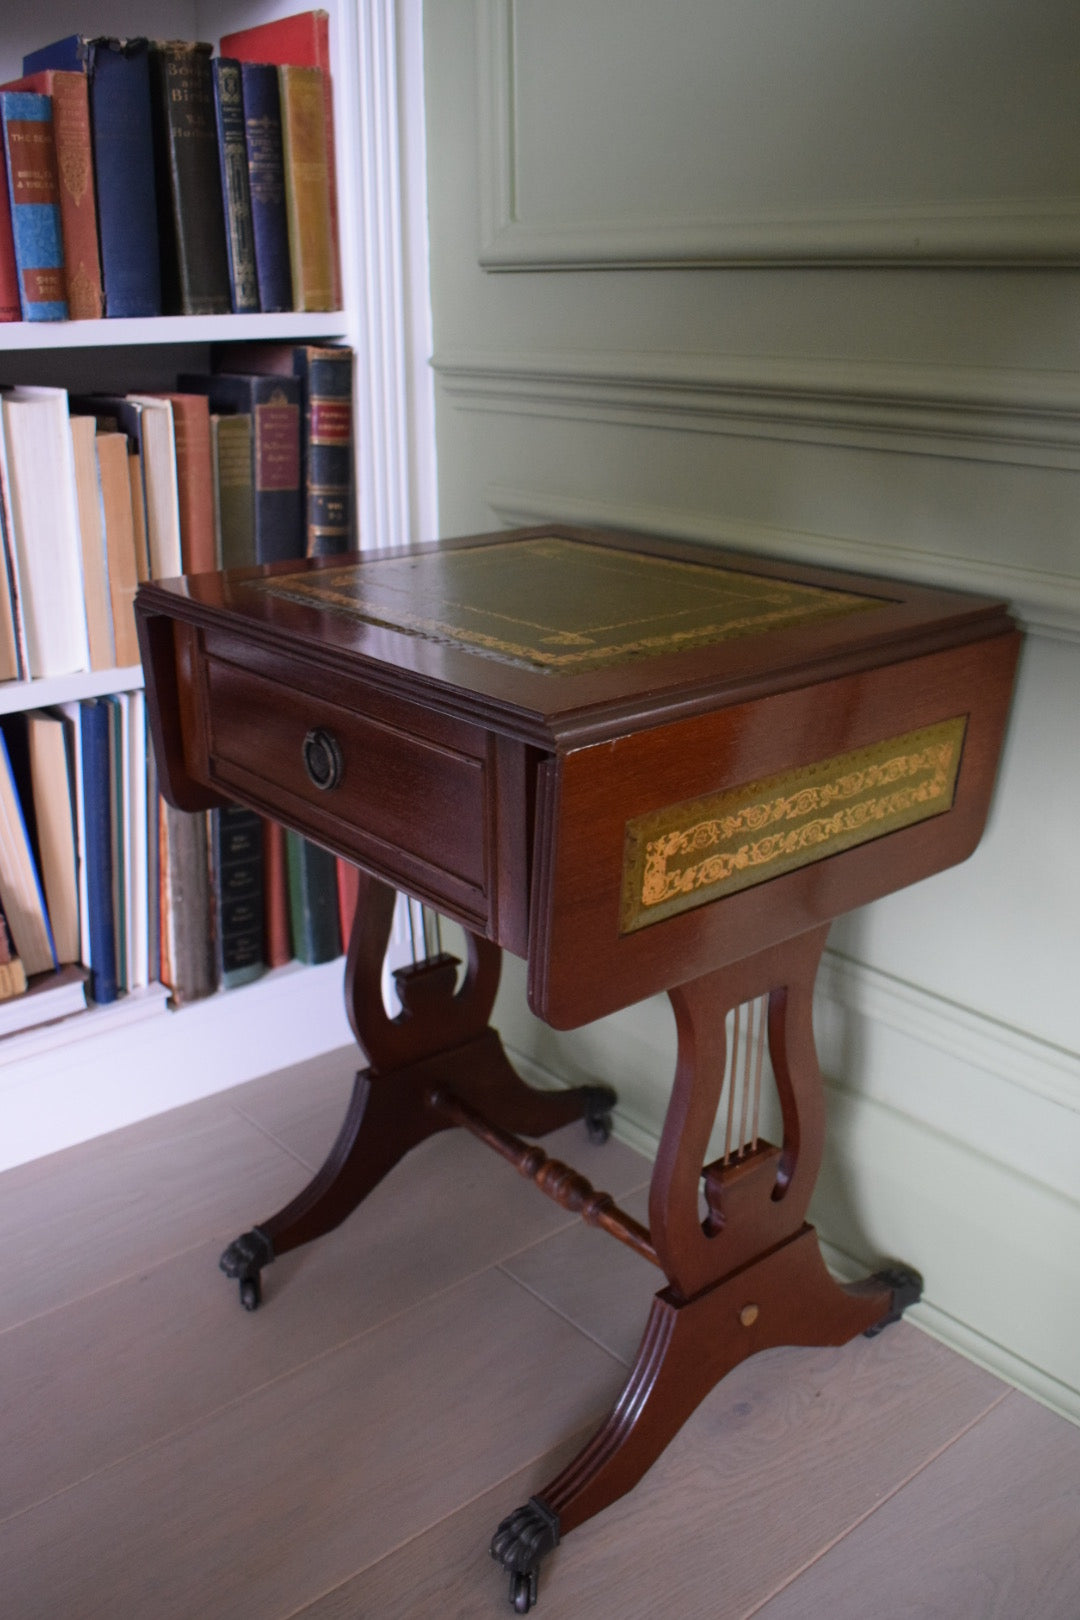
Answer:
0, 343, 356, 1031
0, 9, 341, 322
0, 344, 355, 681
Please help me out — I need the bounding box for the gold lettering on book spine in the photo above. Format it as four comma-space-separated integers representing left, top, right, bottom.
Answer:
620, 716, 967, 933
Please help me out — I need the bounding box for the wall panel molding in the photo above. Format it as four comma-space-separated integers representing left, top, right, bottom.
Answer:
437, 350, 1080, 469
481, 480, 1080, 646
477, 0, 1080, 270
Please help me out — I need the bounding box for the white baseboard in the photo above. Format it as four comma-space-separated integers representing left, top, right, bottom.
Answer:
0, 960, 354, 1173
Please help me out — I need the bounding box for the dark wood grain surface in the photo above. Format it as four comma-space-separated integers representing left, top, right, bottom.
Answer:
137, 523, 1020, 1025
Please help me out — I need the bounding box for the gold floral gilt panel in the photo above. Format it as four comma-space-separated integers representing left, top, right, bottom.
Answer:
247, 537, 882, 672
620, 716, 968, 933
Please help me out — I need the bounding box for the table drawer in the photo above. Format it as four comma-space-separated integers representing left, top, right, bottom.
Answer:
202, 648, 493, 929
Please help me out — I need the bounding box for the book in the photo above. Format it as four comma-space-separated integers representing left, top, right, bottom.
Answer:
336, 858, 359, 951
211, 58, 259, 314
210, 413, 255, 569
25, 710, 80, 966
2, 69, 103, 319
0, 901, 27, 1001
216, 342, 355, 556
210, 805, 265, 988
103, 696, 126, 991
122, 397, 182, 579
145, 732, 160, 987
0, 410, 26, 681
0, 726, 56, 977
79, 698, 118, 1004
0, 387, 90, 677
178, 372, 303, 564
53, 701, 90, 968
262, 818, 291, 968
25, 37, 162, 318
117, 690, 149, 991
0, 90, 68, 320
0, 963, 88, 1036
158, 801, 217, 1006
90, 395, 182, 580
69, 415, 117, 670
277, 66, 335, 313
238, 63, 292, 314
155, 393, 215, 574
148, 40, 231, 316
127, 444, 151, 583
285, 830, 341, 964
94, 430, 142, 666
0, 136, 18, 320
220, 9, 341, 308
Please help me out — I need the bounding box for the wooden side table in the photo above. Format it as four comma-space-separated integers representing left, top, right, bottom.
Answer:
137, 525, 1020, 1611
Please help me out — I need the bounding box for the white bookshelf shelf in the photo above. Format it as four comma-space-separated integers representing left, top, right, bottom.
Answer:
0, 664, 144, 715
0, 311, 350, 353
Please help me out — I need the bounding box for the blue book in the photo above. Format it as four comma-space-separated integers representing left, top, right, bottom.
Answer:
0, 92, 67, 320
240, 63, 292, 313
79, 699, 118, 1004
26, 36, 161, 317
22, 35, 92, 75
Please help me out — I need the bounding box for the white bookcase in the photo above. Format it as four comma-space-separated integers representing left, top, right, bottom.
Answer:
0, 0, 433, 1170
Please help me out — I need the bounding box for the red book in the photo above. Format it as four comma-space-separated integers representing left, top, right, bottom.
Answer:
155, 393, 216, 574
219, 10, 341, 309
262, 818, 292, 968
2, 70, 103, 320
336, 857, 359, 951
0, 133, 20, 320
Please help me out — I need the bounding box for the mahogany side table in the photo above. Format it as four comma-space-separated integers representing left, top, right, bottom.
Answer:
136, 525, 1020, 1612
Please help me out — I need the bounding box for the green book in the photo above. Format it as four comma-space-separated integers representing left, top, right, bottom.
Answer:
284, 831, 341, 964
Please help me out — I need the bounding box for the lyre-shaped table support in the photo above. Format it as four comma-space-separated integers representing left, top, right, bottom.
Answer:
491, 925, 919, 1612
219, 871, 615, 1308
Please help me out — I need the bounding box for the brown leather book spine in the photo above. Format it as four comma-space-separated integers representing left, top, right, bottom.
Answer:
277, 65, 334, 312
50, 73, 102, 318
262, 817, 292, 968
163, 393, 216, 575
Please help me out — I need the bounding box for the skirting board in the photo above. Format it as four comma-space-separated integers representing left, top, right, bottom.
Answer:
0, 960, 354, 1174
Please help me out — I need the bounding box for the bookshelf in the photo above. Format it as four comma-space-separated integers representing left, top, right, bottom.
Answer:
0, 312, 347, 352
0, 1, 426, 1170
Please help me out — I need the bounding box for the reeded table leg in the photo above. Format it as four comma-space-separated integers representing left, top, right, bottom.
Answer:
220, 872, 615, 1308
491, 926, 921, 1611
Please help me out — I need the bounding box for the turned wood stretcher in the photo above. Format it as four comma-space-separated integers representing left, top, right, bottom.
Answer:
136, 524, 1020, 1612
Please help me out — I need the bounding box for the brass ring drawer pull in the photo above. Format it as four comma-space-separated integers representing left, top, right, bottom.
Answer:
302, 728, 344, 791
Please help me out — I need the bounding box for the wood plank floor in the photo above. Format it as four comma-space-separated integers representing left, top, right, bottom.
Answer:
2, 1048, 1078, 1619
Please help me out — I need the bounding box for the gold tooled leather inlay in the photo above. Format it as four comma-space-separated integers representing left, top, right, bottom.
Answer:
620, 716, 967, 933
245, 537, 883, 672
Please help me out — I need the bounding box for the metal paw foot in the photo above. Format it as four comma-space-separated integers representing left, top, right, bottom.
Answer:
864, 1264, 923, 1337
581, 1084, 617, 1145
219, 1227, 275, 1310
491, 1496, 560, 1612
